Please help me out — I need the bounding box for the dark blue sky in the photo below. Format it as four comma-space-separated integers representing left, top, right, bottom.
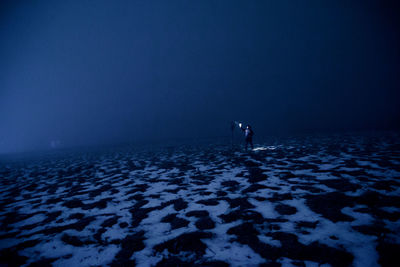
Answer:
1, 0, 399, 153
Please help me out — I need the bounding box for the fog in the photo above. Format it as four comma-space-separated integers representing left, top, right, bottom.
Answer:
1, 0, 399, 153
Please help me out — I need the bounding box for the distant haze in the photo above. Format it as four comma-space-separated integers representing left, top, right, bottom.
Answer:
1, 0, 399, 153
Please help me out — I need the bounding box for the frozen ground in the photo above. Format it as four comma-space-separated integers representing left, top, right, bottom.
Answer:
1, 133, 400, 266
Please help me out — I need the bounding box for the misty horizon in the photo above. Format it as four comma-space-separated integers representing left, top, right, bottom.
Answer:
1, 0, 399, 154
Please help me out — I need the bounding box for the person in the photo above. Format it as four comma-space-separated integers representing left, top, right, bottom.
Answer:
240, 124, 254, 150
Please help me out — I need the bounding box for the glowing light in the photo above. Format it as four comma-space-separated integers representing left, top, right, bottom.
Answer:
252, 146, 277, 151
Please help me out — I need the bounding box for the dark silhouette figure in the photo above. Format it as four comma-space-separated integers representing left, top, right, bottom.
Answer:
241, 124, 254, 150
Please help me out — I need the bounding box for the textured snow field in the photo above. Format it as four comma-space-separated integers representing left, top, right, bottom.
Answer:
1, 133, 400, 266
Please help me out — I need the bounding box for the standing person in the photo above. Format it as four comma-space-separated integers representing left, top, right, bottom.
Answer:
239, 123, 254, 150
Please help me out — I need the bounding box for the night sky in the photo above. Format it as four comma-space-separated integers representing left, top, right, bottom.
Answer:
1, 0, 399, 153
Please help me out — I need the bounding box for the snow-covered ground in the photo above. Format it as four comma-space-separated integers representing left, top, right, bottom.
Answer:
1, 133, 399, 266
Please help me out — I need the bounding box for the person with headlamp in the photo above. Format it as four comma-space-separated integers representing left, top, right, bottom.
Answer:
239, 123, 254, 150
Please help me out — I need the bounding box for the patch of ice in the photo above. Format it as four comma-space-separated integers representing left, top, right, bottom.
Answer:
249, 198, 278, 219
341, 207, 374, 225
11, 213, 47, 227
258, 234, 281, 247
318, 164, 340, 170
203, 240, 265, 266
